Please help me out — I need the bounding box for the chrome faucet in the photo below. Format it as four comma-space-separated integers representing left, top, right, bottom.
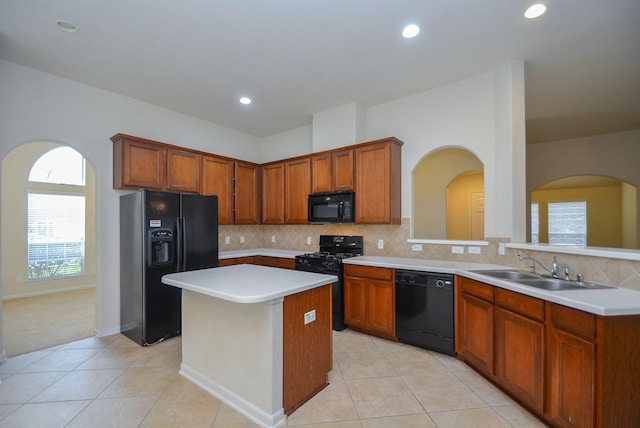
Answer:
563, 264, 570, 280
551, 256, 559, 278
517, 252, 560, 278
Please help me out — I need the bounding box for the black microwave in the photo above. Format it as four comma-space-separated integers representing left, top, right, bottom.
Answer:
308, 191, 355, 223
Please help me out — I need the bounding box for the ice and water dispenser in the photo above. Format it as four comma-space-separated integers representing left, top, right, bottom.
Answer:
148, 229, 174, 266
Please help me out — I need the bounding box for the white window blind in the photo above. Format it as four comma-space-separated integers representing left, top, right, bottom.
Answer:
27, 193, 85, 279
531, 203, 539, 244
548, 201, 587, 245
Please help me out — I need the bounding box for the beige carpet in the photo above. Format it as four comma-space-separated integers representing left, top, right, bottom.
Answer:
2, 288, 95, 357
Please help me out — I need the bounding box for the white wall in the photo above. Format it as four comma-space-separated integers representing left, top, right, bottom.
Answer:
0, 58, 523, 356
0, 59, 260, 344
260, 125, 312, 163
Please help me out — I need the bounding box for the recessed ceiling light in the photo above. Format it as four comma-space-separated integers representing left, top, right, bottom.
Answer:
524, 4, 547, 19
56, 20, 78, 33
239, 97, 252, 105
402, 24, 420, 39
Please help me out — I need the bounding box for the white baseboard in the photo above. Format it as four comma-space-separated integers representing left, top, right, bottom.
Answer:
179, 363, 286, 428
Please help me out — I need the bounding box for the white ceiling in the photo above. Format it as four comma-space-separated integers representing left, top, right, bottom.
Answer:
1, 0, 639, 142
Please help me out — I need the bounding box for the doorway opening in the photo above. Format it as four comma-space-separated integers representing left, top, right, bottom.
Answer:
1, 142, 96, 357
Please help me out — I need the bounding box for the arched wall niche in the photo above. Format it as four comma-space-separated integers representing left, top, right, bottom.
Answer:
412, 147, 484, 240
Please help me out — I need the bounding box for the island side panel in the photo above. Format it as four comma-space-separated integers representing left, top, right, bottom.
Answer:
283, 284, 332, 414
180, 289, 284, 422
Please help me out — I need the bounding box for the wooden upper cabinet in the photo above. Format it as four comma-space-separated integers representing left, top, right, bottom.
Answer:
202, 155, 234, 224
310, 153, 332, 194
166, 148, 201, 193
285, 157, 311, 224
354, 138, 402, 224
262, 162, 285, 224
311, 149, 354, 194
112, 134, 166, 189
234, 161, 260, 224
332, 149, 354, 191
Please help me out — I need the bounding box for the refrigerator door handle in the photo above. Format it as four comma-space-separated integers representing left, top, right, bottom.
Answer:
176, 216, 182, 272
181, 216, 187, 271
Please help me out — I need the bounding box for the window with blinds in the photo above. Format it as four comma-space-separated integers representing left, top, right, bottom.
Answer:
548, 201, 587, 245
27, 146, 86, 280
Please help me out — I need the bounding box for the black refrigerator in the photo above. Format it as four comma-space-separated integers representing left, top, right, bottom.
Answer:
120, 189, 218, 346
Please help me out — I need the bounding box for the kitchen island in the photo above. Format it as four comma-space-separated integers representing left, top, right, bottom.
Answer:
162, 264, 337, 428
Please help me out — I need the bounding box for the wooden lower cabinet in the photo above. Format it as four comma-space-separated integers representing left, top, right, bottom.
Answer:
547, 325, 595, 427
218, 255, 294, 269
283, 285, 332, 414
343, 265, 394, 339
495, 306, 544, 413
456, 277, 494, 376
218, 256, 256, 267
456, 276, 640, 428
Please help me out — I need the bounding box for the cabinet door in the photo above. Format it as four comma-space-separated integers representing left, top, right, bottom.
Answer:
202, 156, 234, 224
261, 162, 285, 224
495, 307, 545, 413
367, 279, 394, 336
548, 328, 595, 428
310, 153, 332, 194
235, 161, 260, 224
344, 276, 367, 328
332, 149, 354, 191
458, 292, 494, 376
355, 140, 401, 224
285, 157, 310, 224
167, 149, 201, 193
116, 138, 166, 189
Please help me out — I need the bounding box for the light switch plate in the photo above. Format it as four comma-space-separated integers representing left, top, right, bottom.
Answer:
271, 235, 276, 243
411, 244, 423, 251
224, 236, 230, 244
306, 236, 312, 245
240, 236, 245, 244
377, 239, 384, 249
452, 246, 464, 254
468, 246, 481, 254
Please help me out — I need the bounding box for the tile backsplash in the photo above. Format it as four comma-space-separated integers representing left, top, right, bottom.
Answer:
219, 219, 640, 291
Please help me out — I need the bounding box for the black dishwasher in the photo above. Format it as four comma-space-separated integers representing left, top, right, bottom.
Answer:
395, 270, 455, 356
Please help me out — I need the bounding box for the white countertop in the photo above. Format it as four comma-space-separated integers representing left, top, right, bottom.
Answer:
344, 256, 640, 316
162, 264, 337, 303
219, 248, 306, 259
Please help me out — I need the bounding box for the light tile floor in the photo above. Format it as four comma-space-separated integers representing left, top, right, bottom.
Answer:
0, 329, 548, 427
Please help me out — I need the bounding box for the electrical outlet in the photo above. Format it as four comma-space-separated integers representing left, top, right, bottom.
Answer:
224, 236, 230, 244
271, 235, 276, 243
498, 242, 505, 255
304, 309, 316, 325
468, 246, 481, 254
16, 275, 23, 283
240, 236, 245, 244
377, 239, 384, 249
411, 244, 423, 251
306, 236, 312, 245
452, 246, 464, 254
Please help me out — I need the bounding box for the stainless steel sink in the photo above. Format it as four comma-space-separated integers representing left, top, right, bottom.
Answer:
513, 278, 587, 291
471, 270, 616, 291
470, 270, 538, 280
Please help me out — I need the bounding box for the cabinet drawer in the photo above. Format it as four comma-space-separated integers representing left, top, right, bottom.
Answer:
344, 264, 393, 280
496, 288, 544, 321
549, 303, 596, 340
459, 277, 495, 302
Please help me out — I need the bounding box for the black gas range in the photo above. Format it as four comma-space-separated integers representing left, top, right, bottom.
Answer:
295, 235, 363, 331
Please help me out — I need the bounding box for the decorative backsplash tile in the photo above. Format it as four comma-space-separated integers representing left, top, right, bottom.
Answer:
219, 219, 640, 291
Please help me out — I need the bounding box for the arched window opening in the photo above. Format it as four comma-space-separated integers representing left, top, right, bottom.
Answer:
27, 146, 86, 280
28, 146, 86, 186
